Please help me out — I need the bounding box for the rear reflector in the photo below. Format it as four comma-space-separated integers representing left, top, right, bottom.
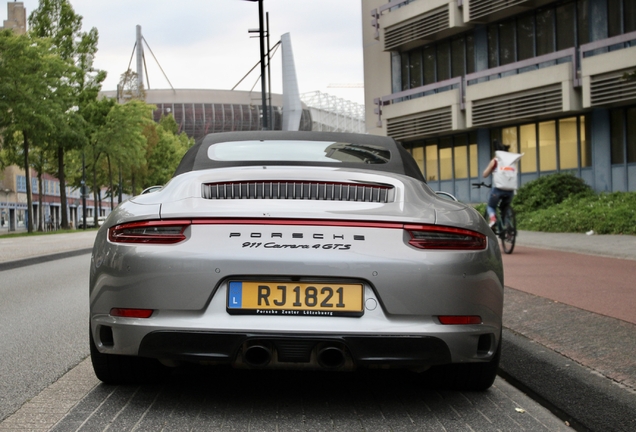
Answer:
110, 308, 154, 318
108, 220, 191, 244
405, 225, 486, 250
438, 316, 482, 325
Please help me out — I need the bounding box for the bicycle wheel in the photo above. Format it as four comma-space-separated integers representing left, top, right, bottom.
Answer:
500, 206, 516, 254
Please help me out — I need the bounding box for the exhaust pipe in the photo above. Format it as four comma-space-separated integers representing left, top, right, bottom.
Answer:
243, 343, 272, 367
317, 345, 346, 369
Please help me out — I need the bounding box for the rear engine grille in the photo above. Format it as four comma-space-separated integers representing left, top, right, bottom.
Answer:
202, 181, 395, 203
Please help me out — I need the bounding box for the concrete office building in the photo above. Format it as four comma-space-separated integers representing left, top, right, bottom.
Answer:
362, 0, 636, 203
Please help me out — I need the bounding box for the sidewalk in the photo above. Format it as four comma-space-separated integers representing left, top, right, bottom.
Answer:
515, 229, 636, 260
0, 230, 97, 264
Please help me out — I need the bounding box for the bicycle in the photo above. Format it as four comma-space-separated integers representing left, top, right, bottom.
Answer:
472, 182, 517, 254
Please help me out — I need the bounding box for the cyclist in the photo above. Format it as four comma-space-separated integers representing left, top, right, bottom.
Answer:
482, 140, 523, 228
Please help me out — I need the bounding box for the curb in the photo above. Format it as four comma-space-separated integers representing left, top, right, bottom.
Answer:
0, 249, 93, 272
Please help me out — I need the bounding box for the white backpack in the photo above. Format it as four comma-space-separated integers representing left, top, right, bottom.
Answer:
493, 151, 523, 191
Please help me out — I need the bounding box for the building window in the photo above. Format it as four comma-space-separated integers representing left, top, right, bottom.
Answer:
519, 124, 538, 173
559, 117, 579, 169
557, 2, 576, 51
426, 142, 438, 181
499, 20, 516, 65
409, 49, 422, 89
517, 14, 535, 61
626, 0, 636, 33
628, 108, 636, 164
17, 175, 26, 193
469, 135, 478, 178
608, 0, 623, 37
412, 147, 424, 174
453, 135, 468, 179
539, 120, 557, 172
580, 115, 592, 168
577, 0, 589, 45
502, 126, 519, 153
437, 41, 451, 82
611, 110, 625, 164
535, 8, 555, 56
451, 37, 465, 77
439, 138, 453, 181
611, 106, 636, 165
423, 45, 436, 85
398, 34, 474, 91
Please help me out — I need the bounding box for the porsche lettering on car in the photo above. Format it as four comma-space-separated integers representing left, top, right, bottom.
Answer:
89, 131, 504, 390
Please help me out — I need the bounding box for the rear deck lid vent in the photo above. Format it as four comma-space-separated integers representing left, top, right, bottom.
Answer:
202, 181, 395, 203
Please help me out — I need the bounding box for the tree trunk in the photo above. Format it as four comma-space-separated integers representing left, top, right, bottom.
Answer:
118, 164, 123, 204
107, 154, 114, 210
92, 162, 98, 225
38, 171, 44, 232
58, 145, 69, 229
23, 131, 33, 233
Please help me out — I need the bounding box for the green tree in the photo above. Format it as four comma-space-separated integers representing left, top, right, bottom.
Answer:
140, 114, 192, 188
93, 99, 154, 209
0, 30, 72, 232
29, 0, 106, 229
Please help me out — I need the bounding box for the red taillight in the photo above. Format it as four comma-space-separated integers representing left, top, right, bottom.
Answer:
108, 220, 191, 244
438, 316, 482, 325
110, 308, 154, 318
405, 225, 486, 250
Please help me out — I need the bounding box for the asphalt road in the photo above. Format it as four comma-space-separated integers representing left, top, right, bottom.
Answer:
0, 255, 91, 421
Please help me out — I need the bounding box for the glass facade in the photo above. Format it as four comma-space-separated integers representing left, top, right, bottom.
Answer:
408, 133, 478, 182
499, 116, 591, 173
398, 34, 475, 91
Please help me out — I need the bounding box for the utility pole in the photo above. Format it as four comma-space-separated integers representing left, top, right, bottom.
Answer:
245, 0, 268, 130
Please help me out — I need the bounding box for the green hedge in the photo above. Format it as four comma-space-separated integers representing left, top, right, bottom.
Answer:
512, 173, 594, 213
471, 173, 636, 235
516, 191, 636, 234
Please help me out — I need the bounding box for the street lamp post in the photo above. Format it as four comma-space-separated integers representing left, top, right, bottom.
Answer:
244, 0, 268, 130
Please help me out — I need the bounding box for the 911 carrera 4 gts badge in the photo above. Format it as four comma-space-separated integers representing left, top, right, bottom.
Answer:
230, 232, 364, 250
242, 242, 351, 250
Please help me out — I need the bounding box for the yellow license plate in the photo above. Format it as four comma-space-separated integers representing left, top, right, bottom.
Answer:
227, 282, 364, 317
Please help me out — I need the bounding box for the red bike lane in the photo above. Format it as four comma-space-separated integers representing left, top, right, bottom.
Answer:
502, 245, 636, 325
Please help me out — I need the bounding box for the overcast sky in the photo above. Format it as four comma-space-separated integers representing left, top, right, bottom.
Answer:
9, 0, 365, 104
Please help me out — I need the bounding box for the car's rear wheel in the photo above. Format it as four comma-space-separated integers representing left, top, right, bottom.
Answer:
90, 328, 169, 385
422, 338, 501, 391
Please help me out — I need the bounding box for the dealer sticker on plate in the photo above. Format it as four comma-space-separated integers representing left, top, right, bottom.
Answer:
227, 281, 364, 317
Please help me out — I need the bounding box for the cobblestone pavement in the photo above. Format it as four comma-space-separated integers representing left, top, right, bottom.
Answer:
1, 360, 569, 432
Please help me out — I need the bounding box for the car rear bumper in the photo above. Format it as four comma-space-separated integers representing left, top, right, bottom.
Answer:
136, 331, 453, 369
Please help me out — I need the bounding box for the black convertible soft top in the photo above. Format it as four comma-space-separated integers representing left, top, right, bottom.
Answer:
173, 131, 426, 182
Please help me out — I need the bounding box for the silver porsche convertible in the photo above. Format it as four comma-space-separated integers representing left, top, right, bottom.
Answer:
89, 131, 504, 390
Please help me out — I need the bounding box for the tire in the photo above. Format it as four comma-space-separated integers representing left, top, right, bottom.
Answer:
422, 338, 501, 391
90, 328, 169, 385
500, 207, 516, 254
